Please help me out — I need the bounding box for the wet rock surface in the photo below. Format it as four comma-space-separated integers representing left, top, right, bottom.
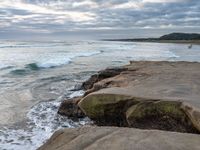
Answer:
58, 97, 85, 120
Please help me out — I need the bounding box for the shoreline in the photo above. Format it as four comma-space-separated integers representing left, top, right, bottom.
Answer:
102, 33, 200, 45
103, 39, 200, 44
40, 61, 200, 150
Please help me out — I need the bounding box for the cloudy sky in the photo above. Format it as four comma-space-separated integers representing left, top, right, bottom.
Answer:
0, 0, 199, 40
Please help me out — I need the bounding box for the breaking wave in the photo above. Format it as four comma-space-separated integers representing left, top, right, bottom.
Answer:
9, 51, 102, 75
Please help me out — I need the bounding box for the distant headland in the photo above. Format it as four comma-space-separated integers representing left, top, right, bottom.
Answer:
103, 33, 200, 44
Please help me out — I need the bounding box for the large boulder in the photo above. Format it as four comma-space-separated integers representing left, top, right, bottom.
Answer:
38, 126, 200, 150
78, 90, 200, 133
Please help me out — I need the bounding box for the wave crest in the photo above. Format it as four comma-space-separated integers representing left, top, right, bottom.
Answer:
9, 51, 102, 75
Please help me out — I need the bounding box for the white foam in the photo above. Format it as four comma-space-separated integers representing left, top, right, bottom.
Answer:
37, 58, 72, 68
68, 90, 85, 99
0, 89, 90, 150
37, 51, 101, 68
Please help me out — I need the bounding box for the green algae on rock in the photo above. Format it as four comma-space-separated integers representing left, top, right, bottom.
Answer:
126, 100, 199, 133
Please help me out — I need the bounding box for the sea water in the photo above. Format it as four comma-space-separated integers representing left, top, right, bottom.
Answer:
0, 40, 199, 150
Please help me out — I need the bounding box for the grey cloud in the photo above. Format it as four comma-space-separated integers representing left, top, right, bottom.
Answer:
0, 0, 199, 40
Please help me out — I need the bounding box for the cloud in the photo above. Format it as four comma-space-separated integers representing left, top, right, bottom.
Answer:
111, 1, 144, 9
72, 0, 98, 8
0, 0, 199, 39
142, 0, 188, 3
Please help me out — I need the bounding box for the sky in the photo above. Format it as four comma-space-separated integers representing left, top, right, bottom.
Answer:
0, 0, 199, 40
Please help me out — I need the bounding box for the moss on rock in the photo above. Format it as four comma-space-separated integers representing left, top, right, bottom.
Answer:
78, 94, 137, 126
126, 101, 199, 133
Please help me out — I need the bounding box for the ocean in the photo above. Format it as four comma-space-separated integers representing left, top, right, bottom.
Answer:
0, 40, 199, 150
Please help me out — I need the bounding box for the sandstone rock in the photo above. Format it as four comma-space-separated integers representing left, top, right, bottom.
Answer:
38, 126, 200, 150
78, 61, 200, 133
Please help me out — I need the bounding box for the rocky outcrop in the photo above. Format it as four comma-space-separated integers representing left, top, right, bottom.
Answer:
58, 97, 85, 120
38, 126, 200, 150
41, 61, 200, 150
78, 61, 200, 133
57, 67, 129, 120
58, 61, 200, 133
79, 91, 200, 133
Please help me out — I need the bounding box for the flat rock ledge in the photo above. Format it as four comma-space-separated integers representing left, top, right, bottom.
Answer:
39, 126, 200, 150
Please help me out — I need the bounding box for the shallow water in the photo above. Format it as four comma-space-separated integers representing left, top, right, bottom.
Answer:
0, 40, 199, 150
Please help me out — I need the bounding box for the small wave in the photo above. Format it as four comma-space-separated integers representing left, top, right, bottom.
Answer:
0, 66, 14, 71
10, 69, 28, 75
32, 51, 101, 69
0, 44, 63, 49
8, 50, 102, 76
25, 63, 40, 70
77, 51, 102, 57
9, 64, 40, 75
37, 58, 71, 69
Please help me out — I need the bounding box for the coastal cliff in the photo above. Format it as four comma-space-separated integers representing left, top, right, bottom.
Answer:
39, 61, 200, 150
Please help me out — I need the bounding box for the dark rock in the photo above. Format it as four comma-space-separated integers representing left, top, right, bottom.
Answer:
58, 97, 85, 120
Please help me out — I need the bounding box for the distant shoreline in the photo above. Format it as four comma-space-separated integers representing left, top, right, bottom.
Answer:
103, 39, 200, 44
102, 32, 200, 44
